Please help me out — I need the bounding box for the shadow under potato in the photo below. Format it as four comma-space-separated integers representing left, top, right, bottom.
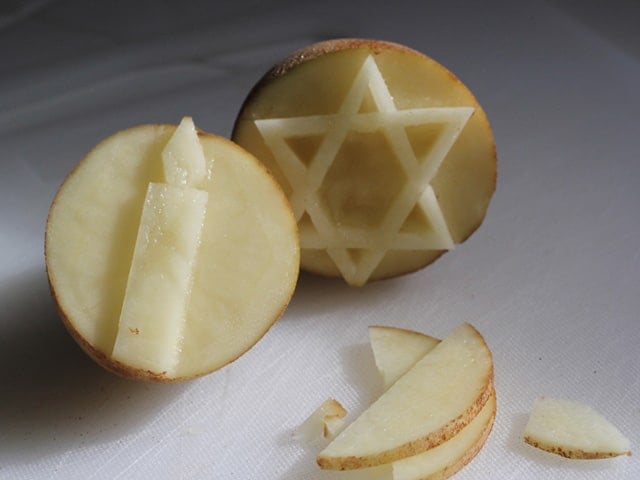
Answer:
0, 267, 187, 465
285, 270, 415, 317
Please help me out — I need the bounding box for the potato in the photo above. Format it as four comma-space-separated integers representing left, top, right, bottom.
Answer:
368, 325, 495, 480
233, 38, 496, 286
317, 323, 494, 470
524, 396, 631, 459
45, 118, 299, 381
294, 398, 348, 443
368, 325, 440, 389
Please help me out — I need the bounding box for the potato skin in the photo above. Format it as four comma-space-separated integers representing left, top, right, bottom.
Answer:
523, 436, 632, 459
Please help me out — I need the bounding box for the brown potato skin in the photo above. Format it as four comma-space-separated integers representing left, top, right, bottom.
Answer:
232, 38, 497, 285
523, 437, 632, 459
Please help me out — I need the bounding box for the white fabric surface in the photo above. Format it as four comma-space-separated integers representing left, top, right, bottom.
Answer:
0, 0, 638, 478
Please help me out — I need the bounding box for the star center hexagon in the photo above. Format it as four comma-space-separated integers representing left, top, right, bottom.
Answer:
318, 129, 409, 231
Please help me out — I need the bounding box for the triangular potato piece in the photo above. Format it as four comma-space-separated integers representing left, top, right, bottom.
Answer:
524, 397, 631, 459
317, 323, 493, 470
368, 325, 440, 390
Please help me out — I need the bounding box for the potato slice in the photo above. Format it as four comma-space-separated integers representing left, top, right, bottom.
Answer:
524, 397, 632, 459
371, 326, 494, 479
317, 323, 494, 470
111, 117, 210, 376
328, 394, 496, 480
296, 325, 494, 479
369, 325, 440, 389
391, 391, 495, 480
161, 116, 209, 186
45, 120, 299, 381
366, 325, 495, 479
233, 38, 496, 286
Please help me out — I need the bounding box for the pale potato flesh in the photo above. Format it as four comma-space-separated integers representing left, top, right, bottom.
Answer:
335, 392, 496, 480
393, 392, 495, 480
368, 325, 440, 389
161, 116, 209, 186
524, 397, 631, 459
111, 183, 208, 375
45, 123, 299, 381
317, 323, 494, 469
233, 39, 496, 285
112, 117, 209, 376
365, 325, 494, 480
294, 398, 348, 443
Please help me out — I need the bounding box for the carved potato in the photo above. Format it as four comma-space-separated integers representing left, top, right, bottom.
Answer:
46, 118, 299, 381
233, 39, 496, 286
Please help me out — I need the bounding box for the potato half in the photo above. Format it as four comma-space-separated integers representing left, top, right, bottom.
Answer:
233, 38, 496, 286
45, 122, 299, 381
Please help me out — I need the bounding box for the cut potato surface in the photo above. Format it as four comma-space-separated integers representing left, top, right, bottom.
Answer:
389, 391, 495, 480
368, 325, 440, 389
297, 324, 495, 478
111, 118, 210, 376
332, 394, 494, 480
368, 326, 494, 480
524, 397, 631, 459
46, 119, 299, 381
161, 116, 209, 186
317, 323, 494, 470
111, 182, 208, 375
233, 38, 497, 286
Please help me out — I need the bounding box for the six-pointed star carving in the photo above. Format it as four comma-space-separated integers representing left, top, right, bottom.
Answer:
255, 55, 474, 286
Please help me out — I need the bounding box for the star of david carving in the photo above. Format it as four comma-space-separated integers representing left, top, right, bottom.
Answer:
255, 55, 474, 286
